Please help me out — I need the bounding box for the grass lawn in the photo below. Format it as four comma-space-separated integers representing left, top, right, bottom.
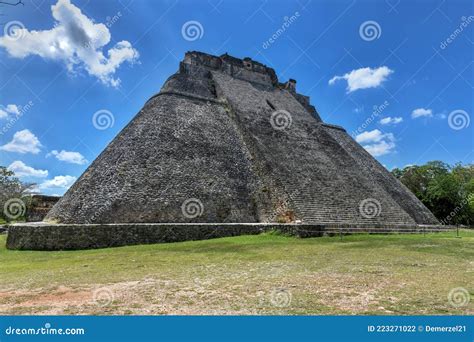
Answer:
0, 230, 472, 315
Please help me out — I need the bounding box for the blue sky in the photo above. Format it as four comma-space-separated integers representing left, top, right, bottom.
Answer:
0, 0, 472, 195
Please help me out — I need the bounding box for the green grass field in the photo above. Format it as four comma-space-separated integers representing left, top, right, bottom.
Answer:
0, 230, 472, 315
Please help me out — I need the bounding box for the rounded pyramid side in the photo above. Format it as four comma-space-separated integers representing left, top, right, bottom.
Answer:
45, 73, 261, 224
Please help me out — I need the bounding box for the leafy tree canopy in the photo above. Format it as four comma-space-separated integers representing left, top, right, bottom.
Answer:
0, 166, 36, 222
392, 161, 474, 225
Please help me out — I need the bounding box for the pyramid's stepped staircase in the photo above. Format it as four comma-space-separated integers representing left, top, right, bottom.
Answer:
212, 72, 416, 225
324, 127, 439, 224
44, 51, 439, 228
8, 51, 444, 250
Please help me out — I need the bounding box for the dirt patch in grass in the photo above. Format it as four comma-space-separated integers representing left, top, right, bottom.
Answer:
0, 279, 259, 315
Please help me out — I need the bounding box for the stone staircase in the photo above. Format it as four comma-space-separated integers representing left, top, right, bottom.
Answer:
324, 126, 439, 224
253, 123, 416, 225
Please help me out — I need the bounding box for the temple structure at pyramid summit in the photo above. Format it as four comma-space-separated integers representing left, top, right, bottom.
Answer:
7, 51, 441, 250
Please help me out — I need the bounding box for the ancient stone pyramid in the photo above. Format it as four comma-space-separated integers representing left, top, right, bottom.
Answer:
46, 51, 438, 226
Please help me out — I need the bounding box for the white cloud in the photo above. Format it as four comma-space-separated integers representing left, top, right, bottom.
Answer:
47, 149, 88, 165
6, 104, 20, 115
7, 160, 48, 178
355, 129, 392, 144
380, 116, 403, 125
39, 175, 77, 190
0, 104, 20, 119
411, 108, 432, 119
329, 66, 393, 92
0, 0, 139, 87
362, 140, 396, 157
355, 129, 396, 157
0, 129, 42, 154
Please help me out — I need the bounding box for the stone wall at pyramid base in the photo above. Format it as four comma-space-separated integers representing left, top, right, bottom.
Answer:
6, 223, 452, 251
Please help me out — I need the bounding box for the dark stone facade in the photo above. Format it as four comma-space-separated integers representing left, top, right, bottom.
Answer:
6, 223, 450, 251
26, 195, 61, 222
39, 51, 438, 229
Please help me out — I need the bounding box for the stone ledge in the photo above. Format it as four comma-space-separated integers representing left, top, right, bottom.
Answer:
321, 123, 346, 132
147, 91, 225, 105
5, 223, 452, 251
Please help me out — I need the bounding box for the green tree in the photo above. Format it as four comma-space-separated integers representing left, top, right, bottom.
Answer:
0, 166, 36, 222
392, 161, 474, 226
